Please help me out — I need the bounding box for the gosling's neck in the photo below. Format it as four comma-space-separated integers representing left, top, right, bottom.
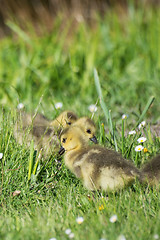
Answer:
64, 144, 88, 170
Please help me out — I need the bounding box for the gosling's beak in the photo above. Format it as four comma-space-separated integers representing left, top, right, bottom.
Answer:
58, 146, 65, 155
90, 135, 98, 144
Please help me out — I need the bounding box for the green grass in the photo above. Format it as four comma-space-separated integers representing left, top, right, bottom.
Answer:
1, 3, 160, 240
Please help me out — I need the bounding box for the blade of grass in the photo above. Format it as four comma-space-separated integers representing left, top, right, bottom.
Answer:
122, 119, 125, 155
28, 140, 34, 181
109, 110, 118, 151
147, 124, 154, 145
7, 21, 31, 44
94, 68, 118, 151
135, 96, 155, 127
94, 68, 109, 124
32, 149, 42, 175
99, 122, 105, 145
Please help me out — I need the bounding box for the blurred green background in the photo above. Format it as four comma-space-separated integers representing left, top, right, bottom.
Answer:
0, 0, 160, 124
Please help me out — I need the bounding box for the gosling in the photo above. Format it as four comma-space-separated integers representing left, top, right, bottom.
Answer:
15, 110, 78, 129
141, 154, 160, 187
73, 117, 97, 144
14, 110, 78, 156
59, 126, 141, 192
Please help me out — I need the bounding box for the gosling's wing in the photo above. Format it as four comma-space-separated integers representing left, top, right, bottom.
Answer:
14, 112, 32, 144
31, 126, 54, 138
15, 111, 49, 128
72, 147, 138, 191
17, 112, 32, 128
32, 113, 49, 126
14, 112, 53, 144
86, 147, 140, 177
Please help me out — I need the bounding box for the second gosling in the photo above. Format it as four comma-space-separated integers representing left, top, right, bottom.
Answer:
59, 126, 141, 192
14, 110, 78, 156
73, 117, 97, 143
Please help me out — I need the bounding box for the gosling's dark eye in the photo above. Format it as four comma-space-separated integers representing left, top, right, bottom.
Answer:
86, 129, 91, 134
67, 122, 71, 125
62, 138, 66, 143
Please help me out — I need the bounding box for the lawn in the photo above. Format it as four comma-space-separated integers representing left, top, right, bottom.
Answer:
1, 3, 160, 240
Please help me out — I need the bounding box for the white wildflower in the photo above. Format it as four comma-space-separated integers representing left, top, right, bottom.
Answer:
49, 238, 57, 240
55, 102, 63, 109
138, 121, 146, 129
17, 103, 24, 110
135, 145, 144, 152
122, 114, 128, 120
0, 153, 3, 159
137, 137, 147, 143
88, 104, 97, 113
76, 216, 84, 224
128, 130, 136, 135
117, 235, 126, 240
154, 234, 159, 239
109, 214, 118, 223
69, 232, 75, 239
65, 229, 71, 235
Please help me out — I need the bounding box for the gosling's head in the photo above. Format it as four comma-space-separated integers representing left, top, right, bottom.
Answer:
73, 117, 98, 144
59, 126, 89, 155
54, 111, 78, 128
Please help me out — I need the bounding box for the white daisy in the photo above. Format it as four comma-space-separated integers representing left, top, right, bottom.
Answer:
122, 114, 128, 120
117, 235, 126, 240
138, 121, 146, 129
128, 130, 136, 135
109, 214, 118, 223
135, 145, 144, 152
69, 233, 75, 239
137, 137, 147, 143
88, 104, 97, 113
76, 216, 84, 224
65, 229, 72, 235
154, 234, 159, 239
55, 102, 63, 109
17, 103, 24, 110
0, 153, 3, 159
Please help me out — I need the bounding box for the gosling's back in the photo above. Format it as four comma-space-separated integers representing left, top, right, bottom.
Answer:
141, 154, 160, 186
73, 146, 140, 191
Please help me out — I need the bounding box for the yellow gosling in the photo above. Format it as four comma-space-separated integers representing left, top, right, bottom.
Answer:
49, 111, 78, 129
73, 117, 97, 143
59, 126, 141, 192
14, 110, 78, 156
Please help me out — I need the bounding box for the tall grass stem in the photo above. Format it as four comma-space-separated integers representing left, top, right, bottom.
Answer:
135, 96, 155, 127
122, 119, 125, 155
28, 140, 34, 181
94, 68, 118, 151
